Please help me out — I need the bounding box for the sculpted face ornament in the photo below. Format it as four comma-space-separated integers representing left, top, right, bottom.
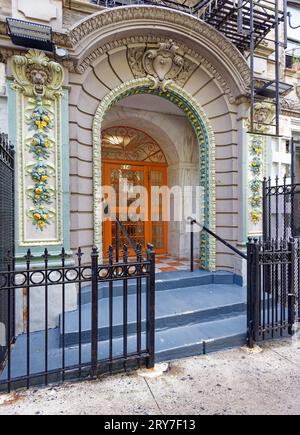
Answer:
27, 66, 50, 97
248, 102, 275, 133
254, 106, 269, 124
143, 40, 184, 89
11, 49, 64, 100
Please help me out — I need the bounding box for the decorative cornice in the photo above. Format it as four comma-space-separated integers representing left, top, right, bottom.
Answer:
1, 7, 249, 97
67, 6, 249, 88
0, 47, 24, 63
281, 98, 300, 118
0, 20, 7, 37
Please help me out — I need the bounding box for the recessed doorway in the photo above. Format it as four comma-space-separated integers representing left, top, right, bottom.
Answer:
102, 126, 168, 256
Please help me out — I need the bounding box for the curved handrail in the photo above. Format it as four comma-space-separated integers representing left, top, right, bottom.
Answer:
188, 217, 247, 271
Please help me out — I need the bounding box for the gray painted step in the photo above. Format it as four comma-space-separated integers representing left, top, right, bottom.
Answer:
80, 270, 243, 303
1, 314, 247, 386
61, 284, 246, 347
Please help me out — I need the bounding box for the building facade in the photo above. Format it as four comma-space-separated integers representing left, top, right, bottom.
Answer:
0, 0, 299, 281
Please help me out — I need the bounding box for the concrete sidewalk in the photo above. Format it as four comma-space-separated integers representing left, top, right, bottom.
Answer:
0, 338, 299, 415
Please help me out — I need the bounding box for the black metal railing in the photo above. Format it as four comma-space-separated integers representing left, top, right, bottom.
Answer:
188, 217, 247, 272
0, 132, 14, 271
263, 176, 300, 240
0, 132, 15, 368
92, 0, 196, 13
0, 244, 156, 392
247, 238, 300, 347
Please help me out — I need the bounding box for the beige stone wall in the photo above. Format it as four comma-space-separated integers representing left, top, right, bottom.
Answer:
63, 8, 89, 28
68, 44, 241, 272
12, 0, 63, 28
0, 0, 11, 16
0, 63, 7, 133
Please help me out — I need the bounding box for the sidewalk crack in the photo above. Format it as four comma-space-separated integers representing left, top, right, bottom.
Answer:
144, 378, 163, 415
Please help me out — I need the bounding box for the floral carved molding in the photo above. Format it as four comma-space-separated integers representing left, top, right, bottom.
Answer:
247, 102, 275, 226
11, 49, 64, 246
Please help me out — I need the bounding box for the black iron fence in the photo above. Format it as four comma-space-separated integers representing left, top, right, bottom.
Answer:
0, 244, 155, 392
263, 177, 300, 240
0, 133, 15, 368
247, 238, 300, 346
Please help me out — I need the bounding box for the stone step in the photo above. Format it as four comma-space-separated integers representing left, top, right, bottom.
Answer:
80, 270, 243, 304
1, 313, 247, 389
61, 283, 246, 347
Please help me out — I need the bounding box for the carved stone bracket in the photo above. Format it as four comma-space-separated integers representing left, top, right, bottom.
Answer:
11, 49, 64, 100
247, 102, 275, 134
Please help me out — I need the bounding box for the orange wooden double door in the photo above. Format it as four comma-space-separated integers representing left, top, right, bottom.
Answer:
102, 160, 168, 256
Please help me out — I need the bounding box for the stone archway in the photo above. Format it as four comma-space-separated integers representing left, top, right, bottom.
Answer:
92, 78, 216, 270
67, 5, 250, 273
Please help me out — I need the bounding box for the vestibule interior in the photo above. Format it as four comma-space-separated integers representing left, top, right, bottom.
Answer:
102, 94, 201, 260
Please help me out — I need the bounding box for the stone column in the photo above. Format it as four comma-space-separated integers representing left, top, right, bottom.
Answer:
10, 49, 76, 333
11, 49, 66, 249
247, 102, 275, 237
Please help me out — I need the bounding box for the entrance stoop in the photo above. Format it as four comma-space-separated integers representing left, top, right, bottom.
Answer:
0, 270, 246, 389
61, 270, 246, 362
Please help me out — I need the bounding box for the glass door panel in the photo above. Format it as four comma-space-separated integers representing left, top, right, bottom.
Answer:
102, 162, 167, 256
103, 164, 147, 255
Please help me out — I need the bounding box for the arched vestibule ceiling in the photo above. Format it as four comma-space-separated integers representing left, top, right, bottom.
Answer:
102, 105, 182, 166
66, 6, 249, 100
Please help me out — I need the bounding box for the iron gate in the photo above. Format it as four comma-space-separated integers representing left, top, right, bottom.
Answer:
247, 238, 300, 346
0, 244, 155, 392
263, 177, 300, 240
0, 132, 15, 366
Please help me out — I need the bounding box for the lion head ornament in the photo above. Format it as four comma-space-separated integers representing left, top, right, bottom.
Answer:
12, 49, 64, 99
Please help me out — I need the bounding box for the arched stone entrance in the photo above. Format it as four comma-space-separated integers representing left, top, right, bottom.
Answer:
68, 6, 249, 274
92, 78, 216, 270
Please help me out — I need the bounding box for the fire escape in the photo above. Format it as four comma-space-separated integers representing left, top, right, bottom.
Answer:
93, 0, 293, 137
